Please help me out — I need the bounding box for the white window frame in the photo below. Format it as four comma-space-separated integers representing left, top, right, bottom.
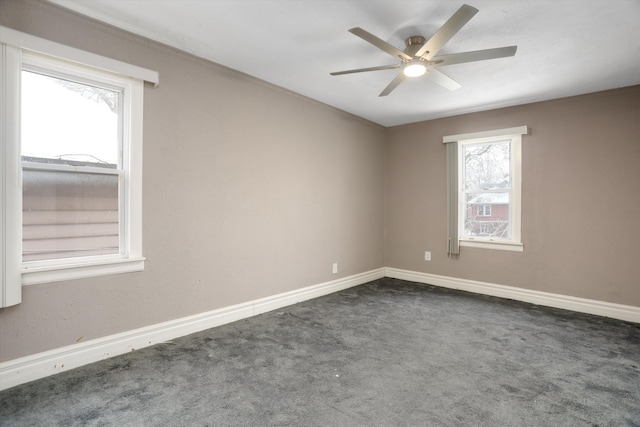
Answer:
0, 26, 158, 307
444, 126, 527, 253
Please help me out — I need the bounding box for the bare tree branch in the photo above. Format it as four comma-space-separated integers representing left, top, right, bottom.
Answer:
56, 80, 118, 113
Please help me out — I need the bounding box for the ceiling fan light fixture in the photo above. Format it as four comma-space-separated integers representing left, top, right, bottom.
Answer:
403, 61, 427, 77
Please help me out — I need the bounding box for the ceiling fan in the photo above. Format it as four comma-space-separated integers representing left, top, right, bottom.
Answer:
330, 4, 517, 96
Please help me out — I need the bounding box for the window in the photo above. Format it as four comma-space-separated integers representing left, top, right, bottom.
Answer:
21, 64, 122, 262
1, 26, 158, 307
477, 204, 491, 217
461, 140, 511, 241
479, 223, 491, 235
444, 126, 527, 253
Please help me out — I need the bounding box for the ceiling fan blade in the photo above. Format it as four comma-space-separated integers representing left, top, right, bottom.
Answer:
349, 27, 412, 61
330, 64, 401, 76
426, 68, 462, 91
432, 46, 517, 66
379, 72, 407, 97
415, 4, 479, 60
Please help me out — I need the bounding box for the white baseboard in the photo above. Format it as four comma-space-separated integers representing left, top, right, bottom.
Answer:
0, 268, 385, 391
385, 267, 640, 324
3, 266, 637, 392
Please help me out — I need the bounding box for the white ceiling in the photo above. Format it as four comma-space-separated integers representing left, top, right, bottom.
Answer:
49, 0, 640, 127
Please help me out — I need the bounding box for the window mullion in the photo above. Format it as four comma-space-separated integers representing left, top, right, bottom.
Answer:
22, 161, 122, 175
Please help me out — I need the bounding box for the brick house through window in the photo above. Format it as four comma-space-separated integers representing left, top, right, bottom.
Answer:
465, 193, 509, 238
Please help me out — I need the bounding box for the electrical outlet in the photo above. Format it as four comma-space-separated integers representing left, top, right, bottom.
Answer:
424, 251, 431, 261
332, 263, 338, 274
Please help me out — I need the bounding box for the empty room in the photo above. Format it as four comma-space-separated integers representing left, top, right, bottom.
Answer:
0, 0, 639, 425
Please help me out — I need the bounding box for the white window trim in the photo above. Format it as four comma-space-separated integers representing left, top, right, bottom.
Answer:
443, 126, 527, 144
0, 26, 157, 307
1, 43, 23, 307
444, 126, 527, 254
22, 257, 146, 286
0, 26, 159, 86
460, 239, 524, 252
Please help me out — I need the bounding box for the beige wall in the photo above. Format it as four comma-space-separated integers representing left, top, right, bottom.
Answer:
0, 0, 386, 362
1, 0, 638, 365
386, 86, 640, 306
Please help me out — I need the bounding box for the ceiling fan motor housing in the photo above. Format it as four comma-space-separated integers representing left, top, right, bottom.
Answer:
405, 36, 427, 57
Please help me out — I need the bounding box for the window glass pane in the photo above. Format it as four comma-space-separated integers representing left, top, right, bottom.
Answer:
21, 69, 122, 262
463, 141, 511, 191
22, 169, 119, 261
21, 70, 119, 167
464, 192, 511, 239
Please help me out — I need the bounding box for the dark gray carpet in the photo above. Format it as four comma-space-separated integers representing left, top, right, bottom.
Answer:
1, 278, 639, 426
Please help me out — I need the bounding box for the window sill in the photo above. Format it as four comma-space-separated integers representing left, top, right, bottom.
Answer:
22, 257, 145, 286
460, 240, 523, 252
